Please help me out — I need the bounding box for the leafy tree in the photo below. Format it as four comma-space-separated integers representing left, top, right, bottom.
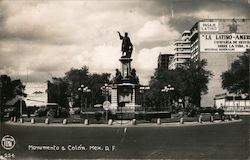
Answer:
149, 59, 212, 109
65, 66, 90, 96
0, 75, 26, 104
149, 68, 185, 110
221, 50, 249, 94
181, 59, 213, 107
47, 78, 69, 108
88, 73, 110, 105
48, 66, 111, 108
0, 75, 27, 118
64, 66, 111, 105
1, 75, 13, 104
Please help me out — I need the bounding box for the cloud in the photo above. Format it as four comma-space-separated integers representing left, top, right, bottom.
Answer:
150, 0, 250, 18
71, 45, 121, 74
136, 20, 179, 42
168, 16, 199, 33
148, 0, 250, 32
0, 1, 149, 80
0, 0, 249, 84
134, 45, 175, 84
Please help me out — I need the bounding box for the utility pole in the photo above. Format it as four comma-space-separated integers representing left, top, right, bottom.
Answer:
0, 81, 2, 117
78, 84, 91, 112
101, 83, 110, 124
248, 49, 250, 98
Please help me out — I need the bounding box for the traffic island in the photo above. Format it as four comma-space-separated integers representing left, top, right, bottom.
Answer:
5, 113, 242, 127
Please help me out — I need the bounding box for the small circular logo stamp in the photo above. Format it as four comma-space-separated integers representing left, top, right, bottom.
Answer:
1, 135, 16, 150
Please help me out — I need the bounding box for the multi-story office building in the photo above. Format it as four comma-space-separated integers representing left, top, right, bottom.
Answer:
158, 53, 174, 69
188, 19, 250, 106
169, 30, 191, 69
167, 19, 250, 107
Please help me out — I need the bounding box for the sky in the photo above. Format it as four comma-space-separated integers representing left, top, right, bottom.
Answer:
0, 0, 249, 85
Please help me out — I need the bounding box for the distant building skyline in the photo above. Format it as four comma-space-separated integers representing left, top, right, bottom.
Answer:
164, 19, 250, 106
157, 53, 174, 70
0, 1, 249, 85
169, 30, 191, 70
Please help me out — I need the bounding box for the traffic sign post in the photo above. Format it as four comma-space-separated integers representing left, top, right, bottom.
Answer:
103, 101, 111, 124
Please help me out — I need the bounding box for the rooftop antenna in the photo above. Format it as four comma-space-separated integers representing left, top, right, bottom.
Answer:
171, 4, 174, 18
26, 68, 29, 84
161, 10, 165, 24
48, 72, 53, 81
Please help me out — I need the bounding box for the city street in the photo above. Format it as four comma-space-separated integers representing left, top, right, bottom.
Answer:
0, 116, 249, 159
0, 1, 249, 160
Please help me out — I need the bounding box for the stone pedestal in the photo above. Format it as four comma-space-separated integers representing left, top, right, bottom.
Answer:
110, 57, 141, 119
120, 58, 132, 79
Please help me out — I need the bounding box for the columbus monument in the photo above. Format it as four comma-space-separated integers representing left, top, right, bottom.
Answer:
109, 32, 141, 119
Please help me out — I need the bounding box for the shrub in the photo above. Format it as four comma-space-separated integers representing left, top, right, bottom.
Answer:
59, 108, 69, 118
94, 112, 102, 121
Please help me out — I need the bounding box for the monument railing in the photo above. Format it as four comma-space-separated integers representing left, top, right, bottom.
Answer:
136, 107, 171, 113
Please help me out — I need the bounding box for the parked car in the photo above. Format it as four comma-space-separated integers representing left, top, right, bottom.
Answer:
198, 107, 217, 115
34, 106, 47, 117
34, 103, 69, 118
4, 107, 20, 118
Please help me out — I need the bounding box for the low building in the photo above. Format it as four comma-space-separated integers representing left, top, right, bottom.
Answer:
24, 82, 48, 107
214, 93, 250, 114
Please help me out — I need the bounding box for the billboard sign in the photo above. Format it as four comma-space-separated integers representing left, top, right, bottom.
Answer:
200, 22, 219, 32
200, 33, 250, 52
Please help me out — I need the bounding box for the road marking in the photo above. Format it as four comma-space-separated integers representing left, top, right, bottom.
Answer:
124, 127, 127, 133
121, 127, 127, 143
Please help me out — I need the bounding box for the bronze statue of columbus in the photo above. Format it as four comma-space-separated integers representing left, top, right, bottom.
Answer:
117, 31, 133, 58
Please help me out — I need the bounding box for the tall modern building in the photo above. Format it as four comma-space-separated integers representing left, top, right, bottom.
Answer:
188, 19, 250, 106
158, 52, 174, 69
169, 30, 191, 69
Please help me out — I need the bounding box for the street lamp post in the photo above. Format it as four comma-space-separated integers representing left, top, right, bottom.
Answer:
161, 85, 174, 111
101, 83, 110, 101
101, 83, 111, 124
139, 86, 150, 111
20, 97, 22, 118
78, 84, 91, 112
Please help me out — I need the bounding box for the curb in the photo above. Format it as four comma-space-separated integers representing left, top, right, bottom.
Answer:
4, 119, 242, 128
